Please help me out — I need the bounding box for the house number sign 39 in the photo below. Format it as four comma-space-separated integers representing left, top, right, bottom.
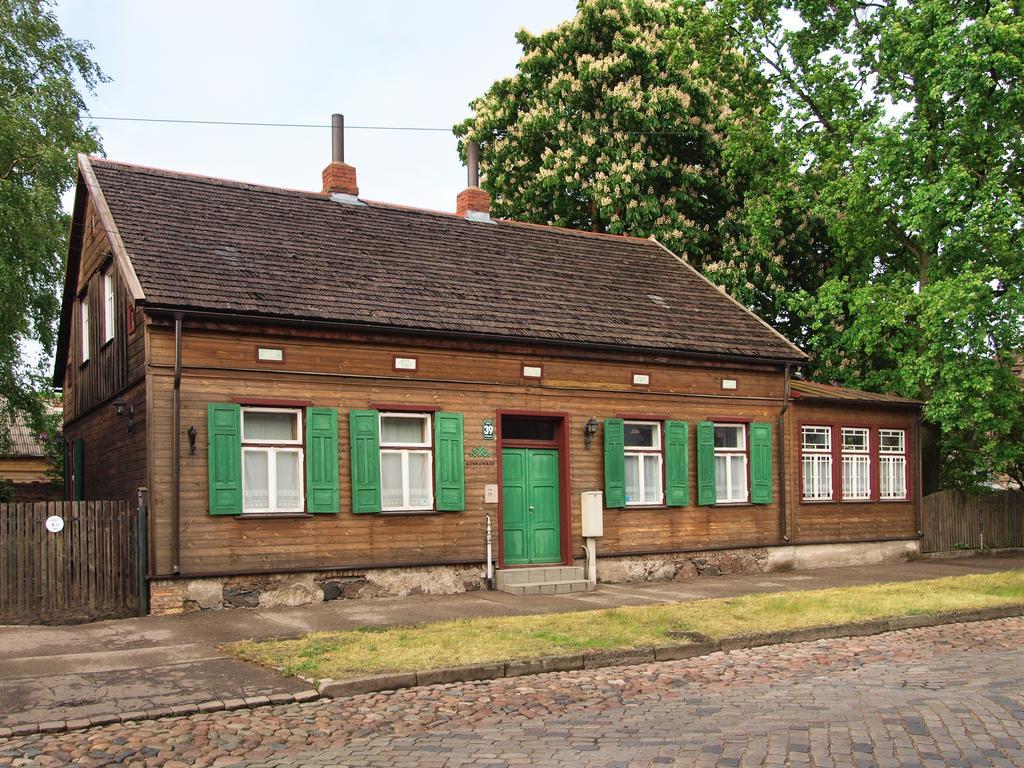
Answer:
482, 419, 495, 440
45, 515, 64, 534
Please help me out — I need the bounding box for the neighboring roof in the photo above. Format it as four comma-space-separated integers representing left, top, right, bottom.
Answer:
76, 156, 806, 364
1, 413, 44, 458
790, 380, 922, 407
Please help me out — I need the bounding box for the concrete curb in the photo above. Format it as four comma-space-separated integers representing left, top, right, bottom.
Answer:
314, 603, 1024, 700
0, 689, 323, 740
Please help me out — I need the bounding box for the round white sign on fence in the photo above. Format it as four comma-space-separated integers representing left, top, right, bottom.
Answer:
45, 515, 64, 534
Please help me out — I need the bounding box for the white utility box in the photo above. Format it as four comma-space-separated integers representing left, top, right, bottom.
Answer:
581, 491, 604, 537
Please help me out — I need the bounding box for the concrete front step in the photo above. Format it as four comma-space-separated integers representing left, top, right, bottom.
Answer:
495, 565, 594, 594
500, 580, 595, 595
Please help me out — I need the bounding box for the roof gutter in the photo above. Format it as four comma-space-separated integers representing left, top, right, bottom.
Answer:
140, 306, 808, 368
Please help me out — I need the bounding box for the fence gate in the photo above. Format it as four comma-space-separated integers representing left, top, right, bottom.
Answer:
0, 498, 148, 625
921, 489, 1024, 553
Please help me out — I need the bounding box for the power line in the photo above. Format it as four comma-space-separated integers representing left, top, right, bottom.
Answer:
83, 113, 710, 138
84, 115, 453, 132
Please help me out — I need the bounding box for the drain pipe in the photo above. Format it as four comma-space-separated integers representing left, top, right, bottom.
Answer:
485, 514, 494, 589
915, 412, 924, 537
779, 363, 793, 543
171, 312, 183, 575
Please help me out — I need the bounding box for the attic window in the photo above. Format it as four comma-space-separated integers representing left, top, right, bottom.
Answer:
648, 294, 671, 310
257, 347, 284, 362
522, 364, 543, 379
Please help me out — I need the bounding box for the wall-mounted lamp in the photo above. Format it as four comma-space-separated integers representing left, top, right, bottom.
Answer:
187, 425, 197, 455
111, 397, 135, 433
584, 416, 599, 449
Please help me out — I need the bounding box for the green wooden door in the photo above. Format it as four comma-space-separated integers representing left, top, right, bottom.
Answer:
501, 448, 562, 565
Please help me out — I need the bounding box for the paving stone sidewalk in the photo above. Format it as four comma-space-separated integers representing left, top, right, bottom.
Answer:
1, 616, 1022, 767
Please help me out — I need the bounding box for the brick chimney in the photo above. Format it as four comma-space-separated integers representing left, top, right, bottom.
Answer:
456, 141, 490, 219
322, 113, 359, 197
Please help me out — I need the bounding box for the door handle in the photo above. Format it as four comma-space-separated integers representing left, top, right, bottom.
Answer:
529, 505, 535, 513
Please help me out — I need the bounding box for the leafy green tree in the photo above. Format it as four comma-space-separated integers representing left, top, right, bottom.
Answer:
722, 0, 1024, 488
460, 0, 1024, 488
453, 0, 837, 338
0, 0, 103, 448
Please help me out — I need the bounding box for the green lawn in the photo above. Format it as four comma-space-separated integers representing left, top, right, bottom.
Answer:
226, 569, 1024, 680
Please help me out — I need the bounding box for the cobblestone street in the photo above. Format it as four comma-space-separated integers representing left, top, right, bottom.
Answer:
1, 617, 1022, 767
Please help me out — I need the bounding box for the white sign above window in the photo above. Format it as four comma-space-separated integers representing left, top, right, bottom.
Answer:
722, 379, 738, 390
394, 356, 417, 371
632, 373, 650, 386
257, 347, 284, 362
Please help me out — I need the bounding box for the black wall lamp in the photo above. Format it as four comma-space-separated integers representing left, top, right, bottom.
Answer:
187, 426, 197, 455
584, 416, 599, 448
111, 397, 135, 433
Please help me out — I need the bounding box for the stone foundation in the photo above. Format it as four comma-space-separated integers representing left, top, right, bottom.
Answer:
148, 540, 919, 614
591, 540, 920, 584
149, 565, 485, 615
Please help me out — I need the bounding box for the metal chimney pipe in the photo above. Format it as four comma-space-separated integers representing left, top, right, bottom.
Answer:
331, 113, 344, 163
467, 141, 480, 188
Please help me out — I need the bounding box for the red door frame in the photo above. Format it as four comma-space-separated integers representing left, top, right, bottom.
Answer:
495, 410, 573, 568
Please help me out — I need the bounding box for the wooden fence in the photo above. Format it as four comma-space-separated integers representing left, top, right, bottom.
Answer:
0, 499, 147, 625
921, 489, 1024, 553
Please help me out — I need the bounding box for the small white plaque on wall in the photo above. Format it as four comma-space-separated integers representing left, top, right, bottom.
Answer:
394, 356, 417, 371
632, 373, 650, 386
484, 484, 499, 504
257, 347, 284, 362
722, 378, 738, 390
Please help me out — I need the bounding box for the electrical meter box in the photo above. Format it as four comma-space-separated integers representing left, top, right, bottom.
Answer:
581, 491, 604, 537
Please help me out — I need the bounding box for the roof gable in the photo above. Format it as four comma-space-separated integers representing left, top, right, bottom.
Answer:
82, 157, 806, 363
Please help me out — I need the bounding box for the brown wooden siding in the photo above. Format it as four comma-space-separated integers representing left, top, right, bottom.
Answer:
787, 401, 919, 543
64, 379, 147, 501
63, 193, 145, 424
146, 323, 778, 577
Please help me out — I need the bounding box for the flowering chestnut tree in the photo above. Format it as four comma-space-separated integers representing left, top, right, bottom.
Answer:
454, 0, 829, 341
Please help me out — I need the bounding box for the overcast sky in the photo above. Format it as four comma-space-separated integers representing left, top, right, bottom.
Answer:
55, 1, 578, 211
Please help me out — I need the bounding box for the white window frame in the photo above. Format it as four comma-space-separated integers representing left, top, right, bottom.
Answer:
240, 407, 304, 514
80, 297, 90, 363
379, 412, 434, 512
841, 427, 871, 500
714, 423, 748, 503
623, 420, 663, 506
878, 429, 907, 500
103, 271, 116, 343
801, 426, 833, 501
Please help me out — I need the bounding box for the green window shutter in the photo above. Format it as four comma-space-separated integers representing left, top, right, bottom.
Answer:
207, 403, 242, 515
696, 421, 716, 506
749, 422, 773, 504
305, 407, 339, 514
349, 409, 381, 514
434, 412, 465, 511
604, 418, 626, 508
664, 421, 690, 507
72, 438, 84, 501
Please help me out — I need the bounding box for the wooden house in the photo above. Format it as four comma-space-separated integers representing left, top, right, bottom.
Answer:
0, 403, 62, 502
54, 126, 922, 612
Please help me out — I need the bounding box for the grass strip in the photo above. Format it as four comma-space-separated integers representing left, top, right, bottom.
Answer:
226, 569, 1024, 680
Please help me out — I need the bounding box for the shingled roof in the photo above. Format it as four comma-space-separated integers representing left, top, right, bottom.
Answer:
81, 157, 806, 363
790, 380, 921, 407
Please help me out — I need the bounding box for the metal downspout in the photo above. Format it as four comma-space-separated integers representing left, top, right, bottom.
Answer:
915, 412, 924, 537
172, 313, 183, 575
779, 364, 793, 543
